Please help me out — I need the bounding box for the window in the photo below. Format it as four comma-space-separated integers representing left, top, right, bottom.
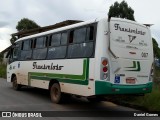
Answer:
20, 50, 32, 60
8, 42, 21, 63
61, 32, 68, 45
86, 26, 94, 41
32, 36, 48, 60
32, 48, 47, 60
67, 42, 94, 58
73, 28, 86, 43
13, 48, 18, 59
67, 25, 95, 58
47, 46, 67, 59
11, 42, 20, 60
20, 40, 32, 60
69, 31, 74, 43
35, 37, 47, 48
47, 32, 68, 59
22, 40, 30, 50
51, 33, 61, 46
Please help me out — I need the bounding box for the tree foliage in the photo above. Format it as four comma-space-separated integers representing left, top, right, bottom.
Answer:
152, 38, 160, 58
10, 18, 40, 44
16, 18, 40, 31
108, 0, 135, 21
10, 35, 17, 45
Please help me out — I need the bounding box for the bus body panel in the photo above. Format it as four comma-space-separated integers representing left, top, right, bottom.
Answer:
94, 18, 153, 95
109, 18, 153, 86
7, 58, 96, 96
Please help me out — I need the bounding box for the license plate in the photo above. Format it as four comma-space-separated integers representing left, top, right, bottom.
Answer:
126, 77, 136, 84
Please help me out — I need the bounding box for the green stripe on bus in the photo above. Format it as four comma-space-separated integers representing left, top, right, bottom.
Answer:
125, 61, 141, 72
28, 59, 89, 85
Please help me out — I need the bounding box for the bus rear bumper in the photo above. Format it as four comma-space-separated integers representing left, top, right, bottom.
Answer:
95, 81, 153, 95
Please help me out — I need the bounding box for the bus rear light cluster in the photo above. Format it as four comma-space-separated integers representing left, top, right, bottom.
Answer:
100, 58, 109, 80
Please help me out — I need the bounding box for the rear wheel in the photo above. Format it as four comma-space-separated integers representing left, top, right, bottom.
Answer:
50, 83, 63, 104
12, 76, 21, 90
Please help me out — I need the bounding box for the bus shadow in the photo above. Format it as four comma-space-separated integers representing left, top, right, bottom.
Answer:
15, 86, 117, 111
20, 86, 110, 107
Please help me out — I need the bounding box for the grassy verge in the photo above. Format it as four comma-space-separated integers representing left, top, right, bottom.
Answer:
132, 66, 160, 111
0, 64, 7, 78
129, 84, 160, 111
106, 84, 160, 111
107, 67, 160, 111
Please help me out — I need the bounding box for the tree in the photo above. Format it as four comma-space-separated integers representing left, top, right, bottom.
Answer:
10, 35, 17, 44
108, 0, 135, 21
152, 38, 160, 58
16, 18, 40, 31
10, 18, 40, 44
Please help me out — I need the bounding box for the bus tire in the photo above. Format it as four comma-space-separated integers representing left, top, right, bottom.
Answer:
12, 76, 21, 90
50, 83, 63, 104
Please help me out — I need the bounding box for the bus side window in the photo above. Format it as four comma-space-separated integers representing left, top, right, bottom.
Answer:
73, 28, 86, 43
69, 31, 74, 43
12, 43, 19, 59
22, 40, 30, 50
7, 42, 21, 63
47, 32, 67, 60
86, 26, 94, 41
32, 36, 47, 60
20, 39, 32, 60
12, 48, 18, 59
35, 37, 47, 48
61, 32, 68, 45
67, 25, 95, 58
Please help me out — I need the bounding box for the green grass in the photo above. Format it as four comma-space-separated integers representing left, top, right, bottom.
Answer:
107, 67, 160, 111
0, 64, 7, 78
129, 84, 160, 111
116, 67, 160, 111
108, 83, 160, 111
129, 67, 160, 111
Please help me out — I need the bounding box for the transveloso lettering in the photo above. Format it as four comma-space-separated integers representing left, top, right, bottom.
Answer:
114, 23, 146, 35
33, 62, 64, 70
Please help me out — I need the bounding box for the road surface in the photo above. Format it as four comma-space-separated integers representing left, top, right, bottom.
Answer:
0, 78, 158, 120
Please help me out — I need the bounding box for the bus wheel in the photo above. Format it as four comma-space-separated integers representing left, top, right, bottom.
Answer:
12, 76, 21, 90
50, 83, 63, 104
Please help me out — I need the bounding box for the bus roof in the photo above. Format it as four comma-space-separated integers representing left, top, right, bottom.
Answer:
15, 17, 105, 43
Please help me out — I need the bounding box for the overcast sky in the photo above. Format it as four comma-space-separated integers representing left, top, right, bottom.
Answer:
0, 0, 160, 52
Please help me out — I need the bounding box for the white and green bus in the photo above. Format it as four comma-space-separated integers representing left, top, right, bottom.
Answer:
7, 17, 154, 103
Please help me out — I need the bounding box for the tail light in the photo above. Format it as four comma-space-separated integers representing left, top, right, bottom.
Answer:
100, 58, 109, 80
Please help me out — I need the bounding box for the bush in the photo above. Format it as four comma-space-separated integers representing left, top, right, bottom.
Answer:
0, 64, 7, 78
